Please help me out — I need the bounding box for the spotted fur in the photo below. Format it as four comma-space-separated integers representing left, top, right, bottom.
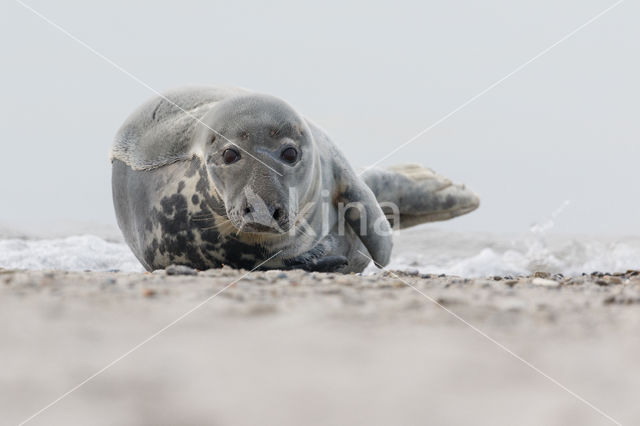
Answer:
112, 86, 478, 273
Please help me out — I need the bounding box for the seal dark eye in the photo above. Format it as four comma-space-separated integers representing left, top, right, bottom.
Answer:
222, 148, 240, 164
281, 147, 298, 163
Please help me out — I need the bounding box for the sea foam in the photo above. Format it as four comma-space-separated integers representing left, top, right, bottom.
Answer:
0, 235, 143, 272
0, 229, 638, 276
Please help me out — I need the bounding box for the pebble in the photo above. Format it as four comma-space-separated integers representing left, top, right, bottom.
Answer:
335, 277, 354, 286
596, 276, 623, 286
436, 296, 464, 306
142, 288, 157, 297
341, 292, 365, 305
166, 265, 198, 276
603, 293, 640, 305
531, 278, 560, 288
495, 298, 525, 312
247, 303, 278, 315
533, 272, 550, 279
198, 269, 220, 277
318, 286, 342, 295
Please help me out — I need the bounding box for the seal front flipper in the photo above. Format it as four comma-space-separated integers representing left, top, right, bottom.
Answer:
361, 164, 480, 229
284, 255, 349, 273
282, 235, 349, 272
333, 162, 393, 267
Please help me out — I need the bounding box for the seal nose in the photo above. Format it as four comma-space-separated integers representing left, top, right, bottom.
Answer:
240, 199, 288, 232
269, 205, 290, 231
272, 207, 284, 222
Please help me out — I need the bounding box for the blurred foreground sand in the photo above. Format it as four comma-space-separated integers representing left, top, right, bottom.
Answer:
1, 268, 639, 426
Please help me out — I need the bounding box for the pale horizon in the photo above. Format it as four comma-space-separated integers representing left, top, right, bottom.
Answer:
1, 0, 638, 236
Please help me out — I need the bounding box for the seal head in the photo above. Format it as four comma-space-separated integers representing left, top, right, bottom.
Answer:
198, 94, 318, 235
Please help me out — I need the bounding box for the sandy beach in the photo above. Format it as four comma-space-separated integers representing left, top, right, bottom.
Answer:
2, 266, 639, 426
4, 0, 640, 425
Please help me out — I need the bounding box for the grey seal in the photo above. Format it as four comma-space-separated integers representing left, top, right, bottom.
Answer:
111, 86, 479, 273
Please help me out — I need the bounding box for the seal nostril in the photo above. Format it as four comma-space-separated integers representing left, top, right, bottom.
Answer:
272, 207, 283, 221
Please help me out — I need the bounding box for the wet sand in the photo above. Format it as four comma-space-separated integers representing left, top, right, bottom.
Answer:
1, 267, 640, 425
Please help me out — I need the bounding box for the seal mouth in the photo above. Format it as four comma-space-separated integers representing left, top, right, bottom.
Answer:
239, 222, 286, 234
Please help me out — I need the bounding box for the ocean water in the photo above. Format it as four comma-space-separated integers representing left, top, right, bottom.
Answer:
0, 226, 638, 276
386, 229, 640, 277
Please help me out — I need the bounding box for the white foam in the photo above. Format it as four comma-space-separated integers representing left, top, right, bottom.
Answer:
0, 235, 143, 272
1, 230, 639, 276
386, 231, 640, 277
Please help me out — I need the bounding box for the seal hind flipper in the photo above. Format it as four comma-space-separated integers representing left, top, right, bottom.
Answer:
362, 164, 480, 229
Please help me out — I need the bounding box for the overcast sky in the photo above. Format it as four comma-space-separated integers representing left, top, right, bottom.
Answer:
1, 0, 638, 236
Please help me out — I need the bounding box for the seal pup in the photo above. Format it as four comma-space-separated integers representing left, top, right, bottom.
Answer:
111, 86, 479, 273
